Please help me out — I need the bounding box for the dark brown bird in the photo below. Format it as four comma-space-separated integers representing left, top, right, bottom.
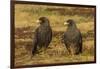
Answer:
32, 17, 52, 56
62, 19, 82, 55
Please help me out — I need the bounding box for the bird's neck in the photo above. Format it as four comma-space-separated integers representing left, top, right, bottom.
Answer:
42, 22, 50, 27
67, 24, 77, 31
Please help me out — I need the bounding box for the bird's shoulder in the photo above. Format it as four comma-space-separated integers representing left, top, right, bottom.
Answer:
64, 29, 81, 38
35, 25, 52, 35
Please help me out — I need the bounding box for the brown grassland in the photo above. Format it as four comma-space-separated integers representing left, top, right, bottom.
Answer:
14, 4, 95, 67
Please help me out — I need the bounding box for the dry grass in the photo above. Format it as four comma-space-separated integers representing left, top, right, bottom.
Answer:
14, 4, 95, 67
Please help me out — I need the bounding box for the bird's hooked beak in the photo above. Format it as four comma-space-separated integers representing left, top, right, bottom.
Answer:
64, 22, 68, 25
36, 20, 41, 23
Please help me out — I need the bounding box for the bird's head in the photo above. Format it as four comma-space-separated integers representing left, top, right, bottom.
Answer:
64, 19, 76, 27
36, 17, 49, 25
